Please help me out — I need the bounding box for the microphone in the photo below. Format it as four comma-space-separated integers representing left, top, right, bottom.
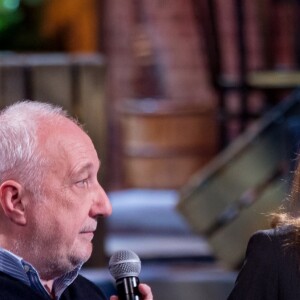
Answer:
109, 250, 142, 300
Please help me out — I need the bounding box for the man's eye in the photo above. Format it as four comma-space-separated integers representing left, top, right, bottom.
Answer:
76, 178, 89, 187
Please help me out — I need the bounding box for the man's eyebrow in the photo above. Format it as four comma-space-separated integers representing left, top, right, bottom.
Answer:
70, 161, 100, 176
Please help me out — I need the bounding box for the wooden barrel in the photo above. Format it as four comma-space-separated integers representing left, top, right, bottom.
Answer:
119, 99, 219, 189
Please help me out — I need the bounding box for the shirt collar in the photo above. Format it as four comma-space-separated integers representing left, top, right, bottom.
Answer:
0, 248, 82, 299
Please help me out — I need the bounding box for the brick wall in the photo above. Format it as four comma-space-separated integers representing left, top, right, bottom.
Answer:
104, 0, 217, 189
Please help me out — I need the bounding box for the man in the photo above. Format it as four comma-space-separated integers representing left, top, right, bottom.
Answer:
0, 101, 152, 300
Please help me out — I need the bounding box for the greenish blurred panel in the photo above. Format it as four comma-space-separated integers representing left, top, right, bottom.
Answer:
177, 90, 300, 268
209, 179, 285, 268
178, 123, 284, 234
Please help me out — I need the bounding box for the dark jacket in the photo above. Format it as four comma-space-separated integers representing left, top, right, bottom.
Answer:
228, 226, 300, 299
0, 272, 107, 300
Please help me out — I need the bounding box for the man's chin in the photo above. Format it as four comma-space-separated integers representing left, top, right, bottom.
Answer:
70, 244, 93, 266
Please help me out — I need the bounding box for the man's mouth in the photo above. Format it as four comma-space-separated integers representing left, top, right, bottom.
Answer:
80, 231, 95, 240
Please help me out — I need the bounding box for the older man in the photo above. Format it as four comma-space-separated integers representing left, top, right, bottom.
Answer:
0, 101, 152, 300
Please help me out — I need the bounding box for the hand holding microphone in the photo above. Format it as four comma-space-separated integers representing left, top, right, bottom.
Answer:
109, 250, 153, 300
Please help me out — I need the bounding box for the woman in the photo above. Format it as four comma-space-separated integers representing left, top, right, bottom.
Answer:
228, 160, 300, 299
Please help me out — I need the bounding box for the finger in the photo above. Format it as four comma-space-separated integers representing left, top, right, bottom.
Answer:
110, 296, 118, 300
139, 283, 153, 300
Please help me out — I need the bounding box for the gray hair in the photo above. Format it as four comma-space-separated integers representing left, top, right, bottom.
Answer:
0, 100, 73, 196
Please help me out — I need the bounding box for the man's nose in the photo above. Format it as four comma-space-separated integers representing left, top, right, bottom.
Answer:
90, 184, 112, 218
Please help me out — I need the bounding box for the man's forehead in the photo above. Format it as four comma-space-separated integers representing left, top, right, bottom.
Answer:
72, 160, 101, 174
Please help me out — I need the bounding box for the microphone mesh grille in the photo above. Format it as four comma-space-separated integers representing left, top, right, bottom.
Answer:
109, 250, 141, 280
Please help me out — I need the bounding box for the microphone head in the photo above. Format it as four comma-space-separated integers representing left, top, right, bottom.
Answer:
109, 250, 141, 280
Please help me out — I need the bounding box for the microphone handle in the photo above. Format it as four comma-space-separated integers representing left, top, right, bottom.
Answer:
116, 276, 141, 300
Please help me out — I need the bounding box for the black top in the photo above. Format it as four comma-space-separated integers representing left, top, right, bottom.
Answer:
0, 271, 107, 300
228, 226, 300, 300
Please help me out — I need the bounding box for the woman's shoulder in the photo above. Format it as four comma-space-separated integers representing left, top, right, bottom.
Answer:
248, 225, 296, 254
254, 225, 295, 239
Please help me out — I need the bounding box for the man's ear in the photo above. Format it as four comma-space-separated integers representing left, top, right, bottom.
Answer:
0, 180, 27, 225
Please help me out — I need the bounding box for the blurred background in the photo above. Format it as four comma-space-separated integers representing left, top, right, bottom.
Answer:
1, 0, 300, 299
